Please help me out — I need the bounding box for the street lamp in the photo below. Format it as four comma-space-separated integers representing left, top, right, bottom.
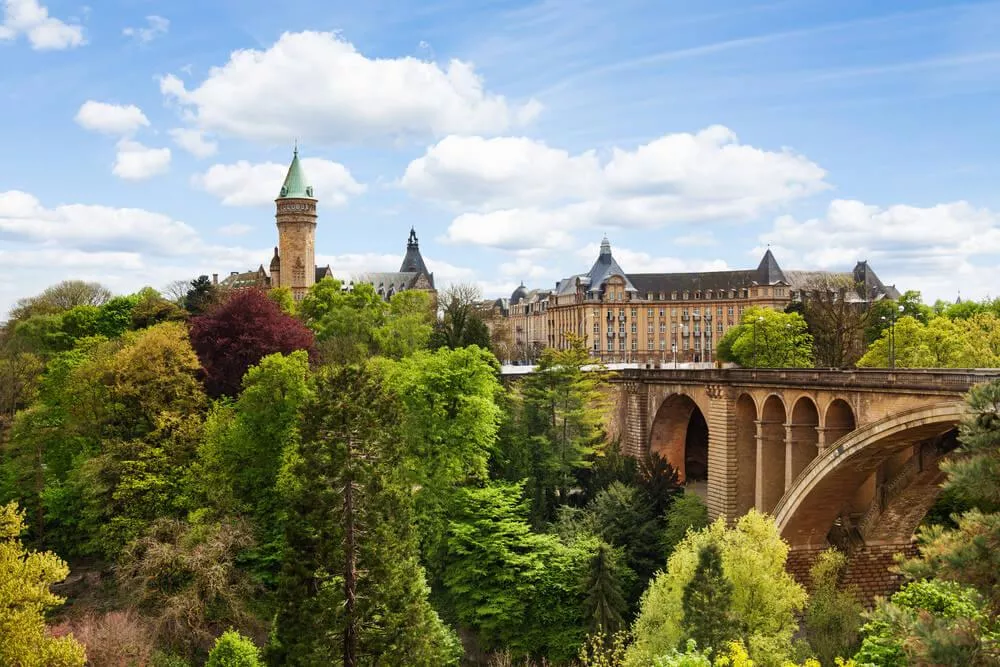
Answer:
783, 323, 792, 366
671, 341, 677, 369
753, 316, 764, 369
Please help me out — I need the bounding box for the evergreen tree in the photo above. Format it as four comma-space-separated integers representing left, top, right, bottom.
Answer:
520, 334, 607, 524
270, 365, 458, 666
184, 275, 218, 315
681, 543, 736, 658
584, 541, 628, 637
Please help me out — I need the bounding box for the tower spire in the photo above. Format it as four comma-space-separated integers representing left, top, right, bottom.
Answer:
277, 145, 314, 199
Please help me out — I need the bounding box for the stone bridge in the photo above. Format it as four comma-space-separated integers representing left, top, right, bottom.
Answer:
604, 368, 1000, 599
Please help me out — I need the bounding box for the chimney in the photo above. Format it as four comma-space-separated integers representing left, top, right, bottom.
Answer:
212, 273, 218, 285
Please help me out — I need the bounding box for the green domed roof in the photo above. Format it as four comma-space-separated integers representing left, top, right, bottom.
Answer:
277, 146, 315, 200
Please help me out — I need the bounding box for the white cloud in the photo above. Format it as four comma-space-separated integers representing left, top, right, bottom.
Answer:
0, 0, 85, 50
193, 157, 365, 207
0, 189, 197, 254
408, 126, 828, 250
75, 101, 149, 135
402, 135, 599, 209
499, 257, 549, 280
218, 223, 252, 236
159, 30, 541, 144
168, 128, 218, 158
759, 199, 1000, 302
113, 140, 171, 181
575, 242, 730, 274
123, 15, 168, 43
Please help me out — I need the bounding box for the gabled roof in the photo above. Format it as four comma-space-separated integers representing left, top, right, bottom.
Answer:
277, 147, 315, 200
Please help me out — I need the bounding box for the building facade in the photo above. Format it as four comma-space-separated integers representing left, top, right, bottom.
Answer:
217, 149, 435, 301
491, 238, 899, 365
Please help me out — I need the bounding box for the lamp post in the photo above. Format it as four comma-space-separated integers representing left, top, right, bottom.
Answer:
783, 323, 792, 366
672, 342, 677, 369
753, 316, 764, 369
889, 304, 904, 369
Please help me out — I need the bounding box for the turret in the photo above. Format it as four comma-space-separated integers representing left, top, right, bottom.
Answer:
274, 146, 318, 301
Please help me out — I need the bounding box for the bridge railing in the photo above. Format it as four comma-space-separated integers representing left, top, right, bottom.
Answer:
613, 367, 1000, 392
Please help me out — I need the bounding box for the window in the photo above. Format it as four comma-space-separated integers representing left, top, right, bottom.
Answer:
717, 307, 723, 316
660, 323, 667, 333
671, 291, 677, 300
682, 291, 689, 299
671, 308, 677, 317
717, 322, 723, 332
647, 338, 654, 350
607, 341, 613, 352
631, 308, 637, 318
631, 340, 637, 350
659, 308, 665, 317
631, 323, 637, 333
647, 308, 654, 317
693, 307, 700, 315
619, 339, 626, 351
647, 323, 653, 333
727, 306, 734, 317
659, 339, 666, 350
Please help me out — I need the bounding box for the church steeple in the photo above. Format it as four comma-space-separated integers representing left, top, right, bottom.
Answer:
399, 227, 432, 287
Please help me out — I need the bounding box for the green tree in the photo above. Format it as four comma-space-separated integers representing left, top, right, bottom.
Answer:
854, 579, 997, 666
8, 280, 112, 321
93, 294, 141, 338
206, 630, 263, 667
803, 549, 863, 664
267, 286, 296, 316
131, 287, 187, 329
298, 278, 387, 364
521, 334, 608, 523
270, 365, 459, 666
584, 541, 629, 637
429, 284, 493, 351
627, 511, 806, 666
0, 502, 86, 667
184, 275, 219, 315
374, 289, 435, 358
682, 543, 736, 659
662, 492, 710, 556
587, 481, 661, 602
716, 307, 813, 368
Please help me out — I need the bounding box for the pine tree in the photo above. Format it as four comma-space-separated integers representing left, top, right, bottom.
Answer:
269, 365, 459, 666
584, 541, 628, 637
681, 543, 736, 658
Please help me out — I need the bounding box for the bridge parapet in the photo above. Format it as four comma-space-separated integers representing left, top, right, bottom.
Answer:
614, 367, 1000, 393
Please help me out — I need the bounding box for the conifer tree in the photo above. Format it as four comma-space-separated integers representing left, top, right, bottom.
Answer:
681, 543, 736, 659
584, 541, 628, 637
269, 365, 458, 666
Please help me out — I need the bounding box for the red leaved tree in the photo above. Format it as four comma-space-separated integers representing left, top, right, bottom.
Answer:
189, 289, 315, 397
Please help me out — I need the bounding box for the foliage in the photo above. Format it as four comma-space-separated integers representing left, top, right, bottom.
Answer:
0, 502, 86, 667
857, 312, 1000, 368
206, 630, 263, 667
854, 579, 998, 666
520, 334, 608, 524
627, 511, 806, 667
579, 630, 631, 667
298, 277, 433, 363
803, 549, 862, 665
117, 516, 260, 660
189, 289, 315, 397
132, 287, 187, 329
662, 493, 710, 556
716, 307, 813, 368
270, 365, 460, 666
941, 378, 1000, 511
8, 280, 112, 321
795, 274, 877, 368
184, 276, 219, 315
866, 291, 932, 344
682, 543, 737, 659
636, 452, 684, 519
430, 283, 493, 351
585, 541, 630, 637
266, 286, 296, 315
588, 481, 662, 602
55, 610, 153, 667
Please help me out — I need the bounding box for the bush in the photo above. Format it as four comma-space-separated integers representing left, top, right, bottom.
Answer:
662, 493, 709, 555
803, 549, 862, 664
62, 610, 152, 667
205, 630, 262, 667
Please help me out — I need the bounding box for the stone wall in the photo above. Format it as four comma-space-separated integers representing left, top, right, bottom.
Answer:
786, 543, 918, 607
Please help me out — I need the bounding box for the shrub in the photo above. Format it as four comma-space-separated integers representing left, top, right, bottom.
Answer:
63, 610, 152, 667
205, 630, 262, 667
803, 549, 862, 664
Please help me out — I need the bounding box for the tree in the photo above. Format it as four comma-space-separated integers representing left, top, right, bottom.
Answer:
857, 313, 1000, 368
587, 481, 661, 602
682, 543, 736, 659
627, 511, 806, 666
716, 306, 813, 368
374, 289, 435, 358
184, 275, 219, 315
206, 630, 263, 667
854, 579, 997, 666
270, 365, 459, 666
803, 549, 863, 664
0, 502, 86, 667
189, 289, 315, 397
131, 287, 187, 329
117, 516, 260, 660
520, 334, 608, 524
164, 279, 193, 305
584, 542, 629, 637
298, 278, 386, 364
662, 493, 710, 556
8, 280, 112, 321
796, 275, 874, 368
267, 286, 296, 316
866, 290, 932, 344
430, 284, 493, 351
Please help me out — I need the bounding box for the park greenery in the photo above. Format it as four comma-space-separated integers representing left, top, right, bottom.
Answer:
0, 277, 999, 665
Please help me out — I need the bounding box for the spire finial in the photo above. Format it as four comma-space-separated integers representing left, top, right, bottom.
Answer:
293, 139, 298, 157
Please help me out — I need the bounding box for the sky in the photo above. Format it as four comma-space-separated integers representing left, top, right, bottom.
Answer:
3, 0, 1000, 317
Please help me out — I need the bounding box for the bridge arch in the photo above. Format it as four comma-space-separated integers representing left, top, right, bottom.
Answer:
824, 398, 856, 446
774, 402, 964, 547
734, 393, 757, 515
649, 393, 709, 488
788, 397, 820, 487
758, 394, 787, 512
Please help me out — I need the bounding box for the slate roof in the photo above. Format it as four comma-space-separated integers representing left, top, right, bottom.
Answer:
352, 272, 422, 294
399, 228, 430, 279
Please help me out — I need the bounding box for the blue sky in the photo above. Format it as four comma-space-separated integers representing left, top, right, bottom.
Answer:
3, 0, 1000, 317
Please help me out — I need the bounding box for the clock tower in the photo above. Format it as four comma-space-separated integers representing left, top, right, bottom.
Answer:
274, 147, 318, 301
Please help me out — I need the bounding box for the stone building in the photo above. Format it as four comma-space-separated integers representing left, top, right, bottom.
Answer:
490, 237, 899, 365
218, 149, 434, 302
